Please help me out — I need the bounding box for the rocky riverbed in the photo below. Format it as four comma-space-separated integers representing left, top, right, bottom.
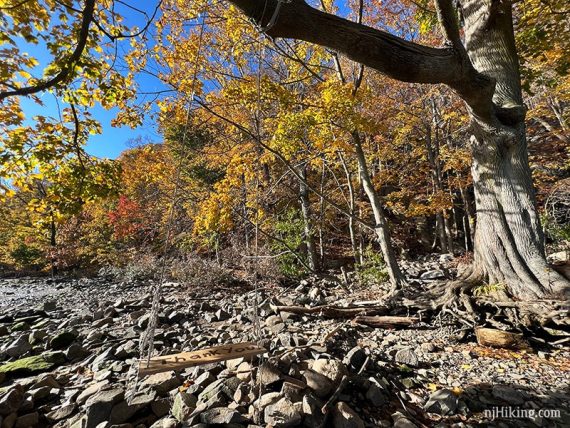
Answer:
0, 268, 569, 428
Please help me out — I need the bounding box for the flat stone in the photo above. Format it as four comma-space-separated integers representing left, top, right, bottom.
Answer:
76, 381, 110, 405
264, 397, 302, 427
200, 407, 246, 424
84, 388, 124, 428
46, 403, 76, 422
4, 336, 31, 358
332, 402, 365, 428
257, 362, 281, 387
151, 398, 170, 417
420, 269, 445, 280
395, 349, 419, 367
0, 355, 55, 377
304, 369, 334, 398
492, 385, 525, 405
424, 389, 458, 415
15, 412, 39, 428
142, 371, 181, 396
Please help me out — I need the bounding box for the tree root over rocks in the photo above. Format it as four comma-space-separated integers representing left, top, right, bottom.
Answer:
398, 266, 570, 336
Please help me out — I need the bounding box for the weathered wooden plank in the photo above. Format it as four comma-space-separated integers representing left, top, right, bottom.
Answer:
138, 342, 266, 377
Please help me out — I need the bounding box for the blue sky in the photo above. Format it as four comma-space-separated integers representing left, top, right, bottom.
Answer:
15, 1, 356, 160
15, 1, 164, 160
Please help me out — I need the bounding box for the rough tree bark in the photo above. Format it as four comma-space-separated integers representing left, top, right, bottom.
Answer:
225, 0, 570, 301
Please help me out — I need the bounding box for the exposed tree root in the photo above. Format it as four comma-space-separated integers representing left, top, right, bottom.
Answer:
398, 264, 570, 333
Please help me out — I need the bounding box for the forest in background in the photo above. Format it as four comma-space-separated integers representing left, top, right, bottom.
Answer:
0, 0, 568, 287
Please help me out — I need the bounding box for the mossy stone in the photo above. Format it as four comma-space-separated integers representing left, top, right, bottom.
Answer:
0, 355, 54, 376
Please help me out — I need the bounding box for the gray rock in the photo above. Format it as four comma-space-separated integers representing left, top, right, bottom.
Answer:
366, 382, 387, 407
424, 389, 458, 415
491, 385, 525, 405
15, 412, 39, 428
151, 398, 171, 417
66, 343, 90, 361
215, 309, 230, 321
84, 388, 125, 428
172, 392, 197, 422
256, 362, 281, 387
0, 387, 24, 416
395, 349, 419, 367
392, 411, 418, 428
303, 369, 334, 398
200, 408, 246, 424
4, 336, 31, 358
302, 393, 325, 427
311, 359, 347, 386
332, 402, 365, 428
343, 346, 367, 372
109, 392, 155, 424
28, 330, 48, 345
50, 330, 78, 350
264, 397, 302, 427
142, 371, 182, 396
420, 270, 445, 280
46, 403, 76, 422
149, 417, 179, 428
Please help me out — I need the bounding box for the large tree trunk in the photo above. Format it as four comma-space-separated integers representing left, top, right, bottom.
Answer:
226, 0, 569, 301
462, 0, 569, 299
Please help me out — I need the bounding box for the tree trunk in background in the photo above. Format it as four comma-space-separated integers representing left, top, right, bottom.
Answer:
297, 163, 319, 272
338, 151, 361, 265
462, 0, 568, 298
353, 133, 406, 290
50, 213, 57, 276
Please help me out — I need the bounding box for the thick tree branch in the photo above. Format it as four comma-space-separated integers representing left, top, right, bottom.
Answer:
434, 0, 463, 50
0, 0, 95, 101
227, 0, 494, 117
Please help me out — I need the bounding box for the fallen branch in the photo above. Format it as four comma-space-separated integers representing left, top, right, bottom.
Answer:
273, 304, 388, 318
353, 315, 418, 328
